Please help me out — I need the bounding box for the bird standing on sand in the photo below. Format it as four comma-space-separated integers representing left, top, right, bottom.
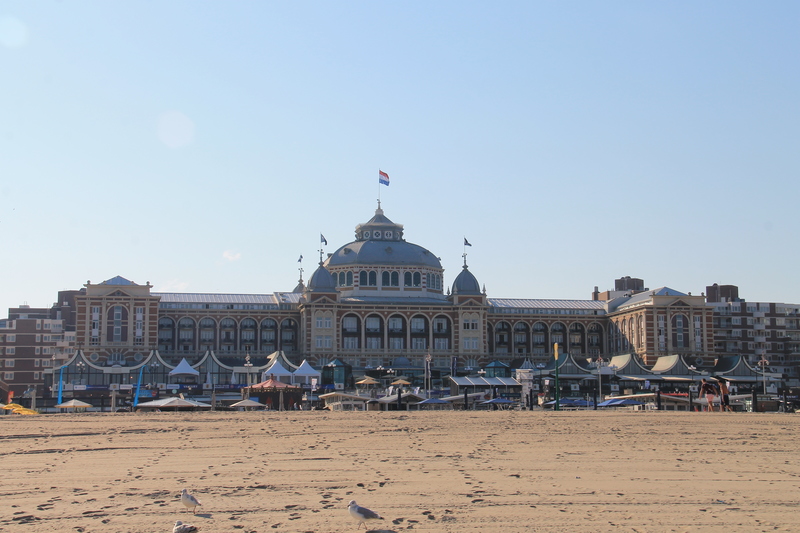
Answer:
348, 500, 384, 529
173, 519, 199, 533
180, 489, 201, 514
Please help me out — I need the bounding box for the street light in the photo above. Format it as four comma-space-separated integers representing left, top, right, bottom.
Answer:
424, 353, 432, 399
591, 355, 605, 409
244, 354, 254, 387
76, 361, 86, 386
757, 356, 770, 395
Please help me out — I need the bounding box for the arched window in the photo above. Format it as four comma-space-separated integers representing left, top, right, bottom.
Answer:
359, 271, 368, 286
382, 271, 390, 286
404, 272, 412, 287
281, 318, 298, 352
368, 271, 377, 286
391, 272, 399, 286
342, 314, 360, 351
260, 319, 277, 350
413, 272, 421, 287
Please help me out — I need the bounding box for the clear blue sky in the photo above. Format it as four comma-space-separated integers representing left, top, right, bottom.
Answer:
2, 2, 799, 314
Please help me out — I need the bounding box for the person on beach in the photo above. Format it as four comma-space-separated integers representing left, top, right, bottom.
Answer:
699, 378, 717, 412
716, 377, 733, 412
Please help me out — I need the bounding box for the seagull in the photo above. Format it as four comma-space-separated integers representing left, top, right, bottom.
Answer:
348, 500, 383, 529
181, 489, 201, 514
173, 520, 199, 533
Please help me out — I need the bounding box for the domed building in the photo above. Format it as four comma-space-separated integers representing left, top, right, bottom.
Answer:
45, 202, 723, 402
323, 204, 445, 300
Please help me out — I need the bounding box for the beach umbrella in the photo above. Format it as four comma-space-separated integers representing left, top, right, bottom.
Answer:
230, 399, 266, 408
136, 397, 212, 410
356, 377, 379, 385
56, 399, 93, 410
416, 398, 450, 410
480, 398, 515, 404
12, 407, 39, 415
3, 403, 24, 410
391, 379, 411, 386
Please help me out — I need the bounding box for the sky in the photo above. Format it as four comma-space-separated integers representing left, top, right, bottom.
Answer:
1, 2, 799, 314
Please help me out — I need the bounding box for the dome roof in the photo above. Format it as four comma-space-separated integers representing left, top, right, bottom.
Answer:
324, 205, 442, 269
307, 264, 337, 292
452, 265, 481, 295
326, 240, 442, 268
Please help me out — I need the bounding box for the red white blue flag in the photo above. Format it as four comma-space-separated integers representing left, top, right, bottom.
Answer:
379, 170, 390, 186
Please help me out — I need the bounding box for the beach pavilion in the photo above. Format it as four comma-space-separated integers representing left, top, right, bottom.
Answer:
246, 378, 302, 410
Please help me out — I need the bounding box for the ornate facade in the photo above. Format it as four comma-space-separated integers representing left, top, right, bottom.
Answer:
69, 205, 718, 375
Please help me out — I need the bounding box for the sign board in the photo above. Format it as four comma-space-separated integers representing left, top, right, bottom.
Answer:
570, 384, 580, 391
73, 385, 86, 391
610, 384, 619, 392
109, 384, 120, 391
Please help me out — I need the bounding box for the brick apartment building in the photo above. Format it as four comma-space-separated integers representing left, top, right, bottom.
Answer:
0, 292, 79, 400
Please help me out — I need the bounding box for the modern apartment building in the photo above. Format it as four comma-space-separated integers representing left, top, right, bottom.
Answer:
707, 283, 800, 377
0, 294, 78, 399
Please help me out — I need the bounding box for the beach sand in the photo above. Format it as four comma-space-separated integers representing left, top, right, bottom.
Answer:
1, 410, 798, 532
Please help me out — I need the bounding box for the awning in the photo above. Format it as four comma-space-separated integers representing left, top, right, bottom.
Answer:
450, 376, 521, 387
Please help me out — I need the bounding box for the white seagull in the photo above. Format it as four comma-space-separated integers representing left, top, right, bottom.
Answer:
348, 500, 384, 530
173, 519, 199, 533
180, 489, 202, 514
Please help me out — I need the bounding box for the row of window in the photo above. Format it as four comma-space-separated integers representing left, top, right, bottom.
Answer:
332, 270, 443, 290
315, 334, 455, 351
160, 317, 292, 329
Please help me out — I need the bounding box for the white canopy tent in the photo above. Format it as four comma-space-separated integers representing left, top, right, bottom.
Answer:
261, 359, 294, 383
169, 358, 200, 378
292, 359, 321, 385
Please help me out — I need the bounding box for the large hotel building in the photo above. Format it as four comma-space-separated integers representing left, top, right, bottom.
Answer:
1, 205, 797, 399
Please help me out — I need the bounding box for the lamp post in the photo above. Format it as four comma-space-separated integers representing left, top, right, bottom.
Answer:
244, 354, 254, 387
76, 360, 86, 385
592, 355, 605, 409
424, 353, 432, 398
554, 343, 560, 411
757, 356, 769, 395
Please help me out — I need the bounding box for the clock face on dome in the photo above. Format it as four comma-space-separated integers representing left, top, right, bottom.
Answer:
384, 231, 392, 239
363, 231, 370, 239
373, 231, 381, 239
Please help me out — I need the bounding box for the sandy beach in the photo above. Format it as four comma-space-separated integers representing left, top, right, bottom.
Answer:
1, 410, 798, 533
